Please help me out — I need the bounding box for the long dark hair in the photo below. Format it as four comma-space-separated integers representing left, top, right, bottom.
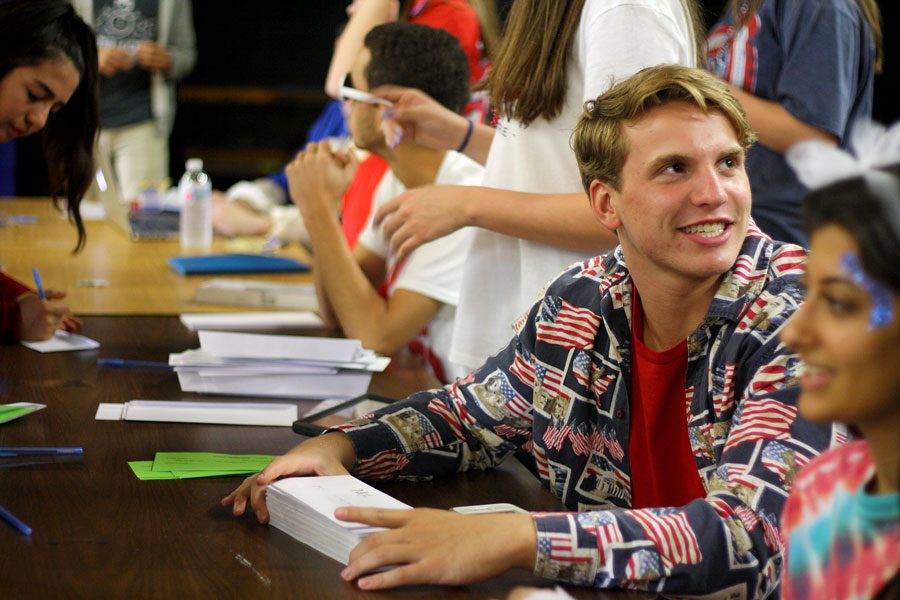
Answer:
0, 0, 99, 252
803, 162, 900, 294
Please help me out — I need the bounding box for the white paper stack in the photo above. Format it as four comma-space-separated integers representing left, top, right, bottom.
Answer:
267, 475, 411, 564
194, 278, 319, 311
171, 331, 391, 400
180, 311, 324, 331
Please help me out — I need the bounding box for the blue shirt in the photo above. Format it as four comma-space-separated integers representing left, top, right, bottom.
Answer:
707, 0, 876, 246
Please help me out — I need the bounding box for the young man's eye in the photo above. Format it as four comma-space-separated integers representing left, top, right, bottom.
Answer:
719, 155, 741, 170
663, 163, 684, 174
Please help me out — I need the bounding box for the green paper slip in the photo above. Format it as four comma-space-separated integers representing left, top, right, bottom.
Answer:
150, 452, 276, 473
128, 461, 260, 480
0, 403, 45, 424
130, 461, 178, 480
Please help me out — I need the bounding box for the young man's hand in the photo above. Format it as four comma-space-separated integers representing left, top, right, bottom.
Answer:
286, 141, 359, 217
221, 432, 356, 523
337, 507, 538, 589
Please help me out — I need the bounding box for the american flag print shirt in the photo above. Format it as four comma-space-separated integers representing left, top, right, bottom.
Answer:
337, 232, 840, 598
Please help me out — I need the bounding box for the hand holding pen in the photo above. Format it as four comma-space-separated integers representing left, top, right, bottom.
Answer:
16, 268, 83, 341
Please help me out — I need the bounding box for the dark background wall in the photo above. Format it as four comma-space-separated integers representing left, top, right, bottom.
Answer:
7, 0, 897, 195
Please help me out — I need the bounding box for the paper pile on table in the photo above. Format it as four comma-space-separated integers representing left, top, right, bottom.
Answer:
170, 331, 390, 400
267, 475, 411, 564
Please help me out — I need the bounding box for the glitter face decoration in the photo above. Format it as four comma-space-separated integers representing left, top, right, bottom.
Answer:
840, 252, 894, 329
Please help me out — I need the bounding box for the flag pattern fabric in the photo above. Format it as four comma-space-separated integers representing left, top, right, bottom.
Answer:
337, 233, 837, 597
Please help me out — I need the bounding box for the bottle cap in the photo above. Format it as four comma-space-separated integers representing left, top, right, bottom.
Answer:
185, 158, 203, 172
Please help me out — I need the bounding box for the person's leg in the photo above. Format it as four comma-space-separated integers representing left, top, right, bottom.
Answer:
109, 121, 169, 201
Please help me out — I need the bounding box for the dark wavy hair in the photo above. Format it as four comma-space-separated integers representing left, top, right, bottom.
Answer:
0, 0, 99, 252
364, 22, 470, 115
803, 162, 900, 294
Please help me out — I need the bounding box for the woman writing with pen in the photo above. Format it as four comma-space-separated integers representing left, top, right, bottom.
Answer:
0, 0, 99, 342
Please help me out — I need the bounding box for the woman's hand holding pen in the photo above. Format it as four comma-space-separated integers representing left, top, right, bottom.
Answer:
370, 85, 470, 152
221, 432, 356, 524
16, 289, 82, 341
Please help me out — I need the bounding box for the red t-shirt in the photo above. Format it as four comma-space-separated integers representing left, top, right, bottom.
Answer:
340, 154, 389, 247
409, 0, 487, 84
628, 293, 706, 509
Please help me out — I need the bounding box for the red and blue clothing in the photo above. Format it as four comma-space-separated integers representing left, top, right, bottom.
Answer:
707, 0, 876, 246
336, 232, 838, 597
782, 440, 899, 600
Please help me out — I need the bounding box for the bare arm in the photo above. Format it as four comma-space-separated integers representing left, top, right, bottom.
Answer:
308, 202, 442, 355
288, 141, 442, 356
728, 85, 837, 153
325, 0, 396, 98
375, 185, 618, 260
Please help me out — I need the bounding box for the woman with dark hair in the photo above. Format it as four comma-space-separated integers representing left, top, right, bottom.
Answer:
0, 0, 99, 342
777, 122, 900, 600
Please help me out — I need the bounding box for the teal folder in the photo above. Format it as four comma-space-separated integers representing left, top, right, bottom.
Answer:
168, 254, 309, 276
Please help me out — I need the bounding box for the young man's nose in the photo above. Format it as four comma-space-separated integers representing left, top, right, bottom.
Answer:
691, 167, 728, 207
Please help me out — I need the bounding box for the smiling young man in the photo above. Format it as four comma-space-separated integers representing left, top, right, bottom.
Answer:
225, 65, 837, 597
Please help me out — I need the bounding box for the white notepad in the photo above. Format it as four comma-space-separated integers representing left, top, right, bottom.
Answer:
22, 331, 100, 353
180, 311, 324, 331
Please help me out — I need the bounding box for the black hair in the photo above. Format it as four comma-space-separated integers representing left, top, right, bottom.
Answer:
0, 0, 99, 252
803, 162, 900, 294
363, 22, 470, 115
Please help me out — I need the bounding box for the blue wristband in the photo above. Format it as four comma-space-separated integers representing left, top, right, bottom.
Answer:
456, 119, 474, 153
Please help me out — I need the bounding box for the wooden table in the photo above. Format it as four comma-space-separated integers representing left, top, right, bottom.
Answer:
0, 198, 312, 315
0, 316, 646, 599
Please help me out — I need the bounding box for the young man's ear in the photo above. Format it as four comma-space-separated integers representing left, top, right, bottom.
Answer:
588, 179, 622, 232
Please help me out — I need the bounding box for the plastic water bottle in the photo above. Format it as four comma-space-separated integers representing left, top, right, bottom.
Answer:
178, 158, 212, 248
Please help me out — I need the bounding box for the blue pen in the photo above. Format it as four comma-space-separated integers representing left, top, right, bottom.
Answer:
31, 267, 46, 300
0, 447, 83, 456
0, 504, 32, 536
97, 358, 173, 370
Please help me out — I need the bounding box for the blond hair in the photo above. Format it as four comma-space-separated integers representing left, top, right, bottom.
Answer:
572, 64, 757, 192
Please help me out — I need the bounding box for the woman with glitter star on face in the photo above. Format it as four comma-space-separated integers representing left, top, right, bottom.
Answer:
0, 0, 99, 342
778, 121, 900, 600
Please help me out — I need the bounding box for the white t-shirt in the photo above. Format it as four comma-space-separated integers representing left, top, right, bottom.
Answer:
357, 151, 483, 381
449, 0, 697, 370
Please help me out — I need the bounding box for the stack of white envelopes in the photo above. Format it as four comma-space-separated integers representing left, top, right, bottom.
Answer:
170, 331, 390, 400
267, 475, 411, 564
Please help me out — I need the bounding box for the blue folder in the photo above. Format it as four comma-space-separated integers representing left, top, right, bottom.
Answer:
168, 254, 309, 276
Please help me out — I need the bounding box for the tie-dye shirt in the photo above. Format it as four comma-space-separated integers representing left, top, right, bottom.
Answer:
336, 231, 838, 597
782, 440, 900, 600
